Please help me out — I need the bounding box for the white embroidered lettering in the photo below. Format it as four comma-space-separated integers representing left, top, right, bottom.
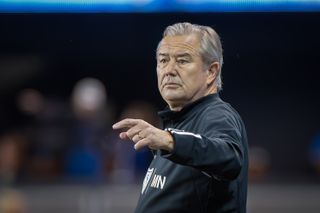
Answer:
150, 174, 166, 189
158, 176, 166, 189
141, 168, 154, 194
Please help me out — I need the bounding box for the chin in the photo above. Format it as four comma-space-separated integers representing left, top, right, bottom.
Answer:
163, 95, 186, 104
162, 92, 181, 100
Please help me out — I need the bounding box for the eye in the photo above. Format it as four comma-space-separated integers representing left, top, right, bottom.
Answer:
159, 58, 168, 63
177, 59, 188, 65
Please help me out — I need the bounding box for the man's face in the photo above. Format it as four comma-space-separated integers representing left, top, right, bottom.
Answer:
157, 34, 209, 110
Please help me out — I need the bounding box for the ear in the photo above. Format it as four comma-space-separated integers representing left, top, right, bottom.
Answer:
206, 62, 220, 86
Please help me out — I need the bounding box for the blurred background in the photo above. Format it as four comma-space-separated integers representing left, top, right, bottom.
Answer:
0, 0, 320, 212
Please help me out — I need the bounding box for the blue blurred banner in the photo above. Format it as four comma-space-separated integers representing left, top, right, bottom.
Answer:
0, 0, 320, 12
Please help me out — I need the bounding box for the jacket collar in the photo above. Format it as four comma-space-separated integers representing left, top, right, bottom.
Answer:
158, 93, 220, 121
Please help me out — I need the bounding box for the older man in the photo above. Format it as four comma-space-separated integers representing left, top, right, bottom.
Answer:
113, 22, 248, 213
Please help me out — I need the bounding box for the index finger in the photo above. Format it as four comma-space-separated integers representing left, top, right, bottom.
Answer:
112, 118, 140, 130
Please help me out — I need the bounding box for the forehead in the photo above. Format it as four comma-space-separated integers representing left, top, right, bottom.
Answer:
157, 34, 201, 56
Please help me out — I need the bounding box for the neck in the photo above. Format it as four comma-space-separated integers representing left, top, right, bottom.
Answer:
169, 105, 183, 112
206, 86, 218, 96
168, 86, 218, 111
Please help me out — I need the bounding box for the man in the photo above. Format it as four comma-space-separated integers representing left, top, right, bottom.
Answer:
113, 22, 248, 213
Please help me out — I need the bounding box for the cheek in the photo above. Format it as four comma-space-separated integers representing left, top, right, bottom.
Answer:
157, 70, 163, 87
180, 71, 198, 85
181, 71, 205, 90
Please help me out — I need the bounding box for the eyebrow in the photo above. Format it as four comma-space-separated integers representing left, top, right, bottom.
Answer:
157, 52, 192, 58
158, 53, 169, 57
175, 53, 192, 58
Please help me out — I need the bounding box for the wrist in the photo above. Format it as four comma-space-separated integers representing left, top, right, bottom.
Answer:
164, 130, 175, 152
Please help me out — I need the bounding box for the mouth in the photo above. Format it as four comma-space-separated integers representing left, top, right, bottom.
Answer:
163, 83, 180, 88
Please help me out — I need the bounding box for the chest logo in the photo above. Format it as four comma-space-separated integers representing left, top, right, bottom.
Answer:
141, 168, 167, 194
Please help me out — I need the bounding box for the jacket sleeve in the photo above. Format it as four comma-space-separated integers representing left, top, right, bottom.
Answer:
161, 109, 245, 181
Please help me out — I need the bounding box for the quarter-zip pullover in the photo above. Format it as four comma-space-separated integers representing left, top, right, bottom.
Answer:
135, 93, 248, 213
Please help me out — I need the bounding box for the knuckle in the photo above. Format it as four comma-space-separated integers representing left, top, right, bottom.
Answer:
126, 132, 134, 138
133, 138, 138, 143
146, 127, 153, 132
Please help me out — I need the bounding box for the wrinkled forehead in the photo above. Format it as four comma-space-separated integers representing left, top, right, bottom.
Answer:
157, 34, 201, 57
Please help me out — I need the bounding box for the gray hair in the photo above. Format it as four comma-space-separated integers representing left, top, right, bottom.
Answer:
157, 22, 223, 91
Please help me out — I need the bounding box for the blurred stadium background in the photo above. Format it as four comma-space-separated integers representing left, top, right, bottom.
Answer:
0, 0, 320, 212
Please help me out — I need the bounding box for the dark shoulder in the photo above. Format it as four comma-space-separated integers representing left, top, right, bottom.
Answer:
199, 98, 243, 129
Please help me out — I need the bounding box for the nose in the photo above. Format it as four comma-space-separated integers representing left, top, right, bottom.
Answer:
163, 60, 177, 76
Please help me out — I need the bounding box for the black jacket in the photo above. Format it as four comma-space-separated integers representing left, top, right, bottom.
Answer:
134, 93, 248, 213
